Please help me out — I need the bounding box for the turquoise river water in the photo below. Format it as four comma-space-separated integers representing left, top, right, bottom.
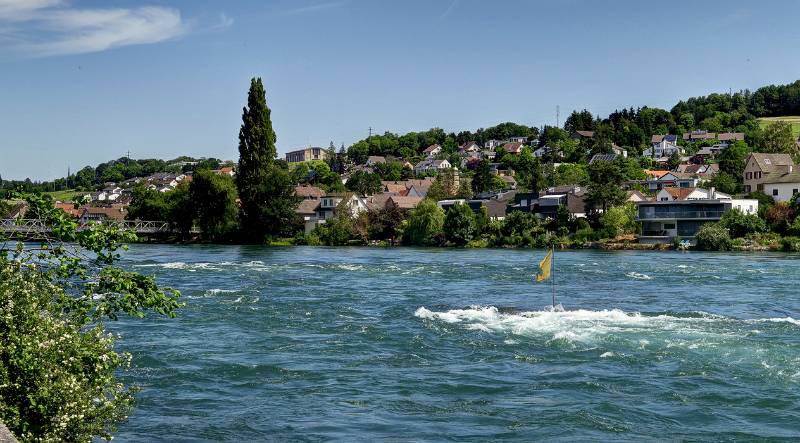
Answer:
111, 246, 800, 441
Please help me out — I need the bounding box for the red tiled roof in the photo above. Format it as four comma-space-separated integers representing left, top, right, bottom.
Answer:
295, 199, 320, 215
295, 185, 325, 198
663, 187, 695, 201
387, 196, 422, 210
502, 142, 524, 153
423, 144, 441, 153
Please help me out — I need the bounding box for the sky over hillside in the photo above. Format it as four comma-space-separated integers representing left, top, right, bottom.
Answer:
2, 0, 800, 180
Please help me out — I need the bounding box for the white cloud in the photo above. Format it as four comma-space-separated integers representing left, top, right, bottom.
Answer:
280, 1, 347, 16
0, 1, 188, 57
212, 12, 234, 30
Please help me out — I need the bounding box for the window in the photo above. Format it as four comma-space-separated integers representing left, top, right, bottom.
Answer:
794, 189, 799, 195
746, 172, 752, 180
664, 223, 676, 230
744, 185, 751, 193
773, 189, 779, 196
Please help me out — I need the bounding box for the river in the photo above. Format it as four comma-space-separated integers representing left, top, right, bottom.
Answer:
111, 245, 800, 441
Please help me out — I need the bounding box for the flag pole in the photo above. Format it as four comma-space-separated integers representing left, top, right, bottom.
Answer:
551, 246, 556, 309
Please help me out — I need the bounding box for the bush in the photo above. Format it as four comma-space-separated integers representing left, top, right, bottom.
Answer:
1, 264, 132, 442
694, 223, 733, 251
313, 215, 357, 246
600, 203, 638, 238
574, 227, 596, 243
781, 236, 800, 252
719, 208, 767, 239
765, 203, 796, 234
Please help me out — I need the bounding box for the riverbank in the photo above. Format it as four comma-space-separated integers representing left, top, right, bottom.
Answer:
129, 235, 797, 253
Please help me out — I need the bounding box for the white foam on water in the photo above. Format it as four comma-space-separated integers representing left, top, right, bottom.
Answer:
415, 306, 663, 344
205, 288, 238, 295
750, 317, 800, 326
600, 351, 615, 358
413, 306, 761, 347
626, 272, 652, 280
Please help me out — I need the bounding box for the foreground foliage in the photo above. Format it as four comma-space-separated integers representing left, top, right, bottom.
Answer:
0, 193, 181, 442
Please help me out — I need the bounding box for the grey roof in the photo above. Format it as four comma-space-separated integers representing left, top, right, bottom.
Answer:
749, 153, 795, 173
762, 172, 800, 184
589, 154, 618, 164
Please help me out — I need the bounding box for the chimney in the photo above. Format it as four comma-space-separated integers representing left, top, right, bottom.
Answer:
710, 187, 716, 199
789, 165, 794, 173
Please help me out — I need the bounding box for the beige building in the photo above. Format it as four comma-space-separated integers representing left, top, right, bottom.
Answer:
743, 153, 795, 193
285, 147, 329, 163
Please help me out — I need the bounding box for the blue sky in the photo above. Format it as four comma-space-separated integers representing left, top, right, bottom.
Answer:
1, 0, 800, 180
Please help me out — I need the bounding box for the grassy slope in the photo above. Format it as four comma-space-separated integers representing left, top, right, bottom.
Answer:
43, 189, 85, 202
757, 116, 800, 139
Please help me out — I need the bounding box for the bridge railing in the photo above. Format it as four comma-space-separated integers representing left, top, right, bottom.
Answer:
0, 218, 199, 234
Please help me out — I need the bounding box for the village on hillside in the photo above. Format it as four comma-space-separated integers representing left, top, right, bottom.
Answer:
4, 122, 800, 248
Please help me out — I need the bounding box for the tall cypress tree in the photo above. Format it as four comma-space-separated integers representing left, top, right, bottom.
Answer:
236, 78, 299, 241
237, 78, 276, 195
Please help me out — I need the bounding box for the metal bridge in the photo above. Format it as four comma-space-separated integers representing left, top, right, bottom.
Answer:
0, 218, 198, 235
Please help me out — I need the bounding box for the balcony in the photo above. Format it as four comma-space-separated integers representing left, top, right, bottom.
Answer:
638, 210, 725, 220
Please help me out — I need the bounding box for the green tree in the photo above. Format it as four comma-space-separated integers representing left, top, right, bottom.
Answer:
443, 203, 477, 246
345, 170, 382, 196
367, 206, 404, 242
600, 203, 639, 238
515, 149, 544, 191
667, 150, 682, 170
585, 160, 626, 213
126, 184, 170, 221
249, 165, 301, 238
74, 166, 96, 190
347, 141, 370, 164
759, 121, 799, 159
236, 78, 285, 240
426, 179, 449, 202
472, 159, 492, 194
553, 163, 589, 186
705, 171, 739, 195
718, 208, 767, 238
718, 141, 750, 177
403, 199, 445, 246
190, 170, 239, 240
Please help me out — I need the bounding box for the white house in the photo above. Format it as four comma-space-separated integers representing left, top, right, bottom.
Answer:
507, 136, 528, 143
643, 139, 683, 158
422, 144, 442, 158
414, 159, 451, 174
484, 139, 503, 149
459, 142, 481, 153
655, 187, 731, 202
762, 172, 800, 202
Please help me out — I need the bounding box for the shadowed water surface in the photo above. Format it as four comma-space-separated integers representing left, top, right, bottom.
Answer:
112, 246, 800, 441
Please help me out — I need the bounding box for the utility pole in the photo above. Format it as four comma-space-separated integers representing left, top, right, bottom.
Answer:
556, 105, 560, 128
368, 126, 373, 139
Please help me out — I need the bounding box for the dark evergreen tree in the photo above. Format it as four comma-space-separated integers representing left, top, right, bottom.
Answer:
472, 159, 492, 194
235, 78, 298, 240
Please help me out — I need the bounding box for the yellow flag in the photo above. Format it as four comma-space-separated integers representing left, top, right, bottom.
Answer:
535, 249, 553, 282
